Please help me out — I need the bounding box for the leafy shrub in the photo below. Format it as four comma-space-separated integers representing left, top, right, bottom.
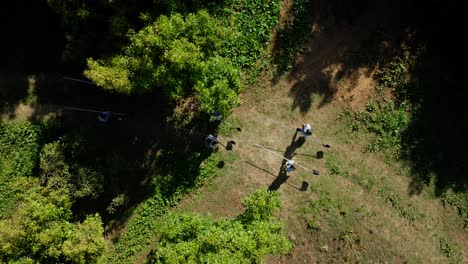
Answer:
0, 122, 55, 218
107, 194, 128, 215
85, 11, 242, 118
39, 136, 104, 199
344, 100, 411, 154
151, 189, 291, 263
0, 178, 106, 263
0, 122, 50, 177
222, 0, 281, 67
240, 189, 281, 222
441, 189, 468, 223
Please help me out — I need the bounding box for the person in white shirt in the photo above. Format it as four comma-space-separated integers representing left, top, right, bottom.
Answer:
284, 159, 296, 173
297, 123, 312, 138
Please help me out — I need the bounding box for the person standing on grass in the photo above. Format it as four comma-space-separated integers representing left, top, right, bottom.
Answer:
297, 123, 312, 138
205, 134, 219, 149
284, 159, 296, 173
98, 111, 111, 123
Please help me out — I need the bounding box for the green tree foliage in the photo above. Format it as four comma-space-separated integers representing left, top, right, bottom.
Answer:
150, 189, 292, 263
0, 122, 49, 177
223, 0, 281, 67
0, 122, 52, 218
0, 177, 106, 263
84, 10, 242, 117
239, 188, 281, 222
39, 136, 104, 199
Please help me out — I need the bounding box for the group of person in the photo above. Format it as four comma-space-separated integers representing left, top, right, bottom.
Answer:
97, 109, 314, 175
202, 114, 314, 175
283, 123, 313, 174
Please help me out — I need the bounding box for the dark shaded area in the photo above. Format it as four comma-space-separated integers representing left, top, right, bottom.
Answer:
401, 1, 468, 194
0, 76, 29, 118
253, 145, 324, 159
268, 131, 302, 191
272, 0, 406, 113
52, 82, 220, 228
0, 72, 219, 239
0, 1, 64, 73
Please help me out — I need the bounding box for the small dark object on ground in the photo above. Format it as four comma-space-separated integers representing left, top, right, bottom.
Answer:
316, 151, 324, 159
217, 161, 225, 168
300, 181, 309, 191
226, 142, 233, 150
313, 170, 320, 175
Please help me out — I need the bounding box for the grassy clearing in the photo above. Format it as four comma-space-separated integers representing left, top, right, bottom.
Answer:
173, 54, 467, 262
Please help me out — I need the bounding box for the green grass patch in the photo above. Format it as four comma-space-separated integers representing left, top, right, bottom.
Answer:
325, 153, 376, 191
435, 236, 463, 264
441, 189, 468, 225
222, 0, 281, 68
272, 0, 311, 74
378, 186, 419, 223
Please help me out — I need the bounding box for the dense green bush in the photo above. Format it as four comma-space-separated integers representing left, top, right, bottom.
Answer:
151, 189, 291, 263
85, 10, 241, 117
84, 0, 281, 119
0, 177, 106, 263
0, 122, 54, 218
0, 122, 50, 177
222, 0, 281, 67
239, 188, 281, 222
39, 136, 104, 199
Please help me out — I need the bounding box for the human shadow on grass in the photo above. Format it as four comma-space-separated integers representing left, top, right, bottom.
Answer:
255, 145, 324, 160
268, 131, 304, 191
245, 161, 307, 191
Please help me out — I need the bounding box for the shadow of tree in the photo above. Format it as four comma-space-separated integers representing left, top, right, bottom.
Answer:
0, 75, 29, 120
0, 1, 64, 73
272, 0, 405, 114
400, 1, 468, 195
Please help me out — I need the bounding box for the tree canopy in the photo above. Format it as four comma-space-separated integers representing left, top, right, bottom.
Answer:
150, 189, 292, 263
85, 10, 242, 117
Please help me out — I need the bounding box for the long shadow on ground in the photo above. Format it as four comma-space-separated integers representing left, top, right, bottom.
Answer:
272, 0, 406, 113
268, 131, 305, 191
